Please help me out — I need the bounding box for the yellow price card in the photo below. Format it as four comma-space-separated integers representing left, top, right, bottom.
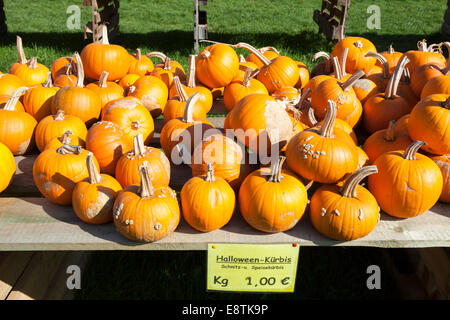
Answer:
207, 243, 300, 293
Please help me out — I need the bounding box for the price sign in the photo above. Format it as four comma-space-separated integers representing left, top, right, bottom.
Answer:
206, 243, 300, 293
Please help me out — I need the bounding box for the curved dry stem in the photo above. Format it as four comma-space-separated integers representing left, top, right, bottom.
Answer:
205, 162, 215, 182
74, 52, 85, 88
234, 42, 271, 66
54, 109, 65, 121
239, 54, 246, 63
320, 100, 337, 138
16, 35, 27, 64
60, 130, 73, 145
384, 120, 396, 141
133, 134, 146, 157
135, 48, 142, 60
365, 51, 389, 78
43, 72, 53, 88
99, 24, 109, 45
56, 144, 82, 155
242, 67, 256, 87
173, 76, 189, 102
183, 92, 201, 123
138, 161, 154, 198
187, 55, 197, 88
87, 152, 102, 184
417, 39, 428, 52
268, 156, 286, 182
340, 165, 378, 198
332, 56, 343, 80
27, 57, 38, 69
259, 46, 280, 55
340, 48, 349, 77
341, 70, 365, 91
295, 88, 311, 110
403, 141, 426, 160
385, 55, 409, 98
98, 71, 109, 88
308, 107, 318, 126
146, 51, 168, 61
4, 87, 29, 111
388, 45, 395, 54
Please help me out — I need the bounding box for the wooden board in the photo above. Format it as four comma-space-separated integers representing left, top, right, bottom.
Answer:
0, 197, 448, 250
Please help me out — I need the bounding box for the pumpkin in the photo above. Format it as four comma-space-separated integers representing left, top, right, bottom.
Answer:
80, 25, 130, 81
396, 68, 419, 107
33, 144, 99, 205
302, 74, 333, 99
181, 162, 235, 232
355, 147, 370, 169
35, 110, 87, 152
365, 51, 391, 92
223, 67, 268, 111
363, 56, 412, 134
128, 48, 154, 76
101, 96, 154, 145
149, 51, 186, 88
410, 63, 445, 97
233, 54, 258, 82
408, 94, 450, 155
192, 133, 250, 190
310, 165, 380, 241
239, 156, 308, 233
0, 93, 25, 111
245, 46, 280, 69
196, 43, 240, 88
368, 141, 443, 218
430, 154, 449, 203
128, 75, 168, 117
378, 45, 403, 74
310, 69, 364, 128
86, 71, 124, 109
72, 152, 123, 224
0, 141, 16, 194
54, 62, 77, 88
9, 35, 28, 74
85, 121, 133, 175
332, 37, 377, 74
396, 114, 410, 133
113, 161, 180, 242
115, 134, 170, 188
420, 69, 450, 99
22, 72, 59, 122
163, 76, 207, 122
295, 61, 310, 89
161, 93, 216, 160
404, 39, 446, 75
352, 78, 378, 105
363, 120, 413, 163
118, 73, 140, 94
168, 55, 213, 114
236, 42, 299, 93
285, 100, 358, 183
51, 56, 76, 82
0, 87, 37, 155
311, 51, 332, 77
0, 74, 26, 96
12, 57, 49, 87
225, 93, 293, 155
271, 86, 300, 104
44, 130, 85, 150
52, 53, 102, 126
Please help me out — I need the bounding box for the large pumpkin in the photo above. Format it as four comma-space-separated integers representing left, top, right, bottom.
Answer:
239, 156, 308, 233
368, 141, 443, 218
0, 142, 16, 194
310, 165, 380, 241
80, 25, 130, 81
113, 162, 180, 242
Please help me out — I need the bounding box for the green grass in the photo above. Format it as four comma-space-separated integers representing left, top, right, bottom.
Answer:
1, 0, 444, 300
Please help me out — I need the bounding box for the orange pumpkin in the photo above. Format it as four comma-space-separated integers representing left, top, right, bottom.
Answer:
377, 45, 403, 74
196, 43, 240, 88
295, 61, 310, 89
86, 71, 124, 110
54, 64, 77, 88
51, 56, 76, 82
72, 152, 123, 224
85, 121, 133, 175
44, 130, 85, 150
285, 100, 358, 183
233, 54, 258, 82
33, 144, 100, 205
35, 110, 87, 152
0, 74, 26, 96
181, 162, 235, 232
396, 114, 410, 133
23, 72, 59, 122
128, 48, 154, 76
430, 154, 449, 203
332, 37, 377, 74
0, 141, 16, 194
239, 156, 308, 233
113, 162, 180, 242
52, 53, 102, 126
118, 73, 140, 94
0, 93, 25, 111
128, 75, 168, 117
404, 39, 446, 75
310, 166, 380, 241
12, 57, 49, 87
352, 78, 378, 105
420, 70, 450, 99
0, 87, 37, 155
410, 63, 444, 97
369, 141, 443, 218
245, 46, 280, 69
80, 25, 131, 81
149, 51, 186, 88
115, 134, 170, 189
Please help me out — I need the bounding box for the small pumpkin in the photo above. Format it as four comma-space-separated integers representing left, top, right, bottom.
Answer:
377, 45, 403, 74
113, 161, 180, 242
115, 134, 171, 188
33, 144, 100, 205
420, 68, 450, 99
430, 154, 449, 203
12, 57, 49, 87
128, 75, 168, 117
51, 56, 76, 82
181, 162, 235, 232
310, 165, 380, 241
332, 37, 377, 74
245, 46, 280, 69
239, 156, 308, 233
149, 51, 186, 88
86, 71, 125, 110
0, 87, 37, 155
53, 62, 77, 88
23, 72, 59, 122
128, 48, 154, 76
0, 74, 26, 96
72, 152, 123, 224
410, 63, 445, 98
404, 39, 446, 75
118, 73, 140, 94
368, 141, 443, 218
0, 141, 16, 194
233, 54, 258, 82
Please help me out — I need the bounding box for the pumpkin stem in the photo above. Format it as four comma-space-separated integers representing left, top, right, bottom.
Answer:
163, 56, 172, 70
74, 52, 85, 88
295, 88, 311, 110
312, 51, 332, 74
133, 134, 146, 157
54, 109, 65, 121
60, 130, 73, 145
384, 55, 409, 98
238, 54, 246, 63
242, 67, 255, 87
259, 46, 280, 55
384, 120, 397, 141
402, 67, 411, 84
97, 71, 109, 88
99, 24, 109, 45
340, 48, 349, 77
308, 107, 318, 126
4, 87, 29, 111
320, 100, 337, 138
417, 39, 428, 52
341, 70, 365, 91
268, 156, 286, 183
332, 56, 343, 80
173, 76, 189, 102
135, 48, 142, 60
183, 92, 201, 123
205, 162, 216, 182
27, 57, 38, 69
403, 141, 426, 160
442, 96, 450, 109
340, 165, 378, 198
388, 44, 395, 54
56, 144, 82, 155
234, 42, 271, 66
187, 55, 197, 88
16, 35, 27, 65
146, 51, 168, 61
43, 72, 54, 88
365, 51, 390, 78
138, 161, 154, 198
86, 152, 102, 184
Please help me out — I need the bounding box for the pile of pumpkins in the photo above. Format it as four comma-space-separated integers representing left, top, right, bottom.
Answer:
0, 26, 448, 243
